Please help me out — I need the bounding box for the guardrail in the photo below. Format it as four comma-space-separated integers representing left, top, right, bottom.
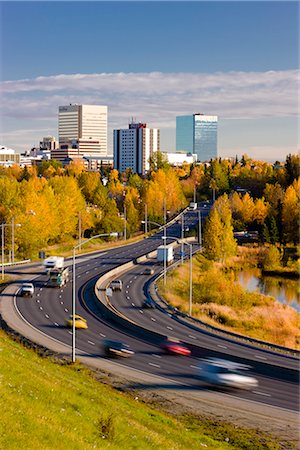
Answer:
92, 245, 299, 358
149, 272, 300, 357
2, 259, 31, 267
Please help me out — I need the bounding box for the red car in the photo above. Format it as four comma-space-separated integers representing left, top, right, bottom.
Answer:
161, 338, 191, 356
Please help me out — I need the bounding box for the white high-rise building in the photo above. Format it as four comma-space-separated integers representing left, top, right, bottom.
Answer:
113, 122, 160, 175
52, 104, 108, 161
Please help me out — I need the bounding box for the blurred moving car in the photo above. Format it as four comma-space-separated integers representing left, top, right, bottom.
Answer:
143, 267, 154, 275
103, 340, 134, 358
65, 315, 88, 329
143, 297, 155, 308
110, 279, 123, 291
161, 338, 191, 356
197, 358, 258, 390
19, 283, 34, 297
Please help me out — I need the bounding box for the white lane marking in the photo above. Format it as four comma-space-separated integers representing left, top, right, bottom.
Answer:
255, 355, 267, 360
88, 341, 95, 345
68, 331, 72, 335
64, 308, 68, 312
37, 299, 40, 303
253, 391, 271, 397
60, 290, 64, 293
39, 306, 43, 310
54, 322, 59, 326
149, 363, 160, 368
130, 280, 133, 283
151, 317, 156, 321
94, 268, 98, 270
60, 301, 64, 305
78, 275, 81, 278
126, 285, 130, 289
59, 295, 62, 298
139, 310, 144, 314
152, 354, 162, 358
126, 296, 130, 300
134, 276, 137, 279
188, 335, 197, 339
45, 314, 49, 319
218, 344, 227, 349
190, 365, 198, 369
126, 290, 129, 294
37, 294, 40, 297
86, 271, 89, 274
99, 333, 106, 337
39, 288, 43, 291
167, 326, 173, 330
131, 302, 135, 306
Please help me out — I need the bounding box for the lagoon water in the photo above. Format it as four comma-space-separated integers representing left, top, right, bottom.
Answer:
237, 268, 300, 312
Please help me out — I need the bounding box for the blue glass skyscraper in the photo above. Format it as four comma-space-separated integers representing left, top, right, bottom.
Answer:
176, 114, 218, 162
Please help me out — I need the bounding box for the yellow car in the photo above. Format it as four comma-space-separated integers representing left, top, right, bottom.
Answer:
65, 315, 88, 329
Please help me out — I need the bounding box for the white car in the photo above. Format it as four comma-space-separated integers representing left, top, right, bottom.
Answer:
197, 358, 258, 390
20, 283, 34, 297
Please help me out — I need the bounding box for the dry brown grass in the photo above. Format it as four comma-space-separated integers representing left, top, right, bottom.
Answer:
158, 254, 300, 349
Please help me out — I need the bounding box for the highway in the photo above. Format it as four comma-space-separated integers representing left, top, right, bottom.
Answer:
2, 207, 299, 415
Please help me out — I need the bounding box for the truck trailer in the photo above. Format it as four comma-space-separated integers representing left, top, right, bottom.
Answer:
44, 256, 65, 274
157, 244, 174, 265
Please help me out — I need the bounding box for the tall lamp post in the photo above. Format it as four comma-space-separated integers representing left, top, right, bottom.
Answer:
1, 221, 21, 280
72, 232, 118, 363
162, 235, 193, 316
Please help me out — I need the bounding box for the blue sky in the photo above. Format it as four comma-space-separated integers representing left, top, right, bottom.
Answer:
0, 1, 299, 160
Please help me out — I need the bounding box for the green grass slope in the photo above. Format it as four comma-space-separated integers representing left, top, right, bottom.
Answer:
0, 330, 283, 450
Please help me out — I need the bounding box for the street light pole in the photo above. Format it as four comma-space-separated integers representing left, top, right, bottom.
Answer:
189, 243, 193, 315
181, 214, 184, 264
163, 225, 167, 286
1, 224, 4, 280
162, 235, 193, 316
144, 203, 148, 234
124, 204, 127, 241
71, 232, 118, 363
12, 216, 14, 263
198, 210, 202, 248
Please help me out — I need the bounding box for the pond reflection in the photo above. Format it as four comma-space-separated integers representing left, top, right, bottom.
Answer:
237, 268, 300, 312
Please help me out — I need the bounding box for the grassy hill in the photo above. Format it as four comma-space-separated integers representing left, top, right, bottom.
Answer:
0, 329, 282, 450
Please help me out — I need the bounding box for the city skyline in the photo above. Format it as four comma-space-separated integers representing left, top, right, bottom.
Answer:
0, 1, 298, 161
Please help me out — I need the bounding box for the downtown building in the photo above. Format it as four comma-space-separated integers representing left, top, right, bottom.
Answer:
51, 104, 108, 162
113, 121, 160, 175
176, 113, 218, 162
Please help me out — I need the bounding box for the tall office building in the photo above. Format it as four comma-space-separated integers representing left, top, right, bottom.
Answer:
113, 122, 160, 175
52, 104, 107, 161
176, 113, 218, 162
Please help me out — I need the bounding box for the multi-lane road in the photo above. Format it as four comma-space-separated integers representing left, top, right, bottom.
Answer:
1, 207, 299, 419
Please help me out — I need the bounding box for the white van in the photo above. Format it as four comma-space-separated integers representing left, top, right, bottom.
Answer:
110, 280, 123, 291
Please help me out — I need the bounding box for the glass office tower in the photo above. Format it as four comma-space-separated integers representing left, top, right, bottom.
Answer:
176, 114, 218, 162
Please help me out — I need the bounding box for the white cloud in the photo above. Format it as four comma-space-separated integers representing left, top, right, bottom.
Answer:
0, 70, 299, 157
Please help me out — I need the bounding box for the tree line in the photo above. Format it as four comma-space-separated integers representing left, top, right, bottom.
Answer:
0, 152, 298, 259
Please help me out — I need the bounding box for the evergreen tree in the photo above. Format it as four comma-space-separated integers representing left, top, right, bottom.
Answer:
269, 216, 279, 244
263, 223, 271, 244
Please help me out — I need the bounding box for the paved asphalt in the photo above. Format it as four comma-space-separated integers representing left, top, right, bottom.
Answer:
5, 208, 300, 413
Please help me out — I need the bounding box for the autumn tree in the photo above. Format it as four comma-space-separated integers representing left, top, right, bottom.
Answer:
214, 194, 237, 261
282, 184, 300, 244
203, 208, 223, 261
148, 150, 170, 173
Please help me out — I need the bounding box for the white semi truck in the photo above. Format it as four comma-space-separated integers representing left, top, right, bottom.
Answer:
43, 256, 64, 274
48, 267, 69, 288
157, 244, 174, 265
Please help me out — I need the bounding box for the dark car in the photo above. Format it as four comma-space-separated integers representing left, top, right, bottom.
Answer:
143, 298, 155, 308
161, 338, 191, 356
103, 340, 134, 358
143, 267, 154, 275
